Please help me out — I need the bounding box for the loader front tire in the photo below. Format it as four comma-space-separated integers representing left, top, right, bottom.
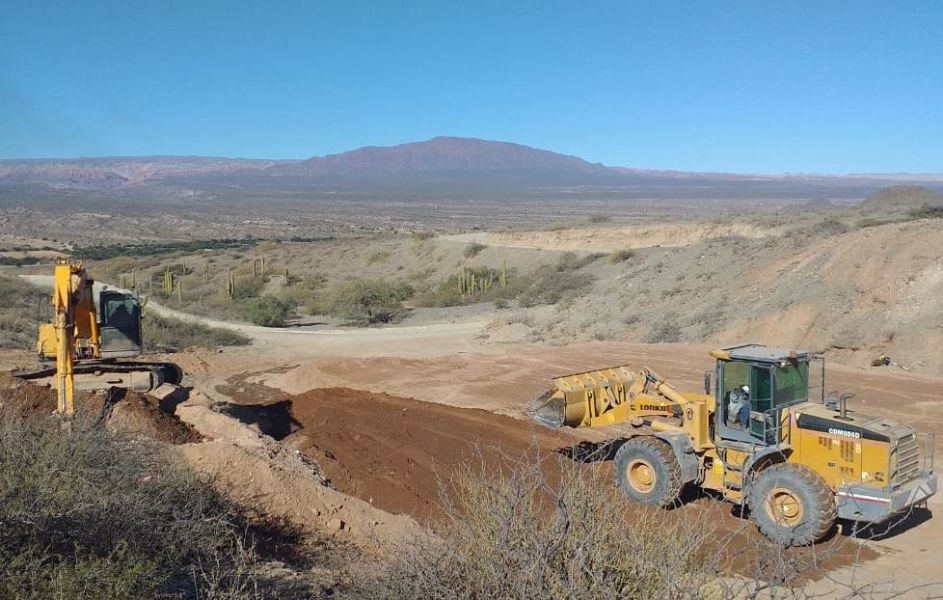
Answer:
614, 436, 683, 508
750, 464, 836, 546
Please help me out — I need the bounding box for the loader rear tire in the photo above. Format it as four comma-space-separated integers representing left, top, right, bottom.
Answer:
750, 464, 836, 546
614, 436, 683, 508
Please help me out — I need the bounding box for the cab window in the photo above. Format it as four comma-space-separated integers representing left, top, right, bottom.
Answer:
750, 366, 772, 413
774, 361, 809, 406
103, 295, 137, 329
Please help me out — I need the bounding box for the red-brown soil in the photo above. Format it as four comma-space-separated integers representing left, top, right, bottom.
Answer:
285, 387, 572, 523
0, 373, 200, 444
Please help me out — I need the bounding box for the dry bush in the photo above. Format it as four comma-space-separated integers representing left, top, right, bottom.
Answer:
0, 407, 269, 599
143, 313, 250, 350
362, 452, 717, 599
646, 312, 683, 343
609, 247, 636, 264
0, 275, 47, 349
366, 250, 392, 265
516, 254, 598, 308
462, 242, 487, 259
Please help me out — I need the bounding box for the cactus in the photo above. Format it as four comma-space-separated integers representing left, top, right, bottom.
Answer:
130, 267, 137, 290
226, 269, 235, 299
163, 267, 173, 293
500, 261, 508, 288
260, 256, 266, 276
177, 278, 183, 302
203, 264, 209, 284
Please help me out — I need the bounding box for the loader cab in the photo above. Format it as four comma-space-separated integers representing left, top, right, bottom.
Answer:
712, 345, 824, 445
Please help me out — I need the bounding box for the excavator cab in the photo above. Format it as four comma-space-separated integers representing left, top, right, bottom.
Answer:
98, 289, 144, 359
37, 288, 145, 361
711, 344, 824, 445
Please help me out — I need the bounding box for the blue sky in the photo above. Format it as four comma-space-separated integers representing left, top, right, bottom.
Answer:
1, 1, 941, 173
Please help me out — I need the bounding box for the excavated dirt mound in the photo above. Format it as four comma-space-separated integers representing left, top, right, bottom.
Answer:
285, 387, 572, 523
107, 389, 202, 444
0, 373, 200, 444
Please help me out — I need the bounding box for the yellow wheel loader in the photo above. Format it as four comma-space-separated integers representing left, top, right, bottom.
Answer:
15, 260, 182, 414
529, 345, 937, 546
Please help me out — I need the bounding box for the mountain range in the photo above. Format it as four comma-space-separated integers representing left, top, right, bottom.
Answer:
1, 137, 941, 199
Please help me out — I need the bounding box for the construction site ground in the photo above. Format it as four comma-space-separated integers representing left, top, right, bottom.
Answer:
150, 316, 940, 595
4, 307, 941, 596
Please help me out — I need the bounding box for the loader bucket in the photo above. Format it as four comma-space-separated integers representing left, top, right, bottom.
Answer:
527, 365, 636, 429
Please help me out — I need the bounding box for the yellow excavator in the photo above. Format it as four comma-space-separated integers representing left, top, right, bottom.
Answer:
529, 345, 937, 545
16, 259, 182, 414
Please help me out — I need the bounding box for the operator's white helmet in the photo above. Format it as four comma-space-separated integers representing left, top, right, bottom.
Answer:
741, 385, 750, 393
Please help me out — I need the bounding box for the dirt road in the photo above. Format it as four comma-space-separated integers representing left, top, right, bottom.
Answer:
20, 274, 492, 361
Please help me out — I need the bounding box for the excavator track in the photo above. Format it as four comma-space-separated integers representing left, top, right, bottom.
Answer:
14, 360, 182, 394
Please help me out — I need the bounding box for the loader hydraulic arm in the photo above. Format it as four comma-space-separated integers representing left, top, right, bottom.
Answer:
528, 365, 700, 429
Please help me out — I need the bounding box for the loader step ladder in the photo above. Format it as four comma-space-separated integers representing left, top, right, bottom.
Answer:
721, 453, 746, 504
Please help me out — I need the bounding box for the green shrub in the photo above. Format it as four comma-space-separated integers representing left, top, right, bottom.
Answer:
463, 242, 487, 259
325, 279, 414, 325
241, 296, 292, 327
609, 248, 636, 264
414, 266, 511, 308
142, 313, 250, 350
909, 204, 943, 220
73, 238, 258, 261
231, 276, 265, 300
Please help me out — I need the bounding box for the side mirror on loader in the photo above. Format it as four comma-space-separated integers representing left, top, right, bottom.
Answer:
704, 371, 712, 395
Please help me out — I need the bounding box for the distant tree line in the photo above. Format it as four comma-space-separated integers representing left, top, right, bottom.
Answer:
71, 238, 260, 260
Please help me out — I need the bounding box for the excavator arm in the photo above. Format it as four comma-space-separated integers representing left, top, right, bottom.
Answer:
50, 260, 101, 415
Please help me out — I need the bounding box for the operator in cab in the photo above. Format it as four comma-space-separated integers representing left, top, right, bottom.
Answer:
728, 385, 751, 428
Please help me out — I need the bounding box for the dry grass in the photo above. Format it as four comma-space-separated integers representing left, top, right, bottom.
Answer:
0, 275, 47, 350
362, 451, 717, 599
143, 313, 250, 351
359, 448, 937, 599
0, 407, 274, 599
